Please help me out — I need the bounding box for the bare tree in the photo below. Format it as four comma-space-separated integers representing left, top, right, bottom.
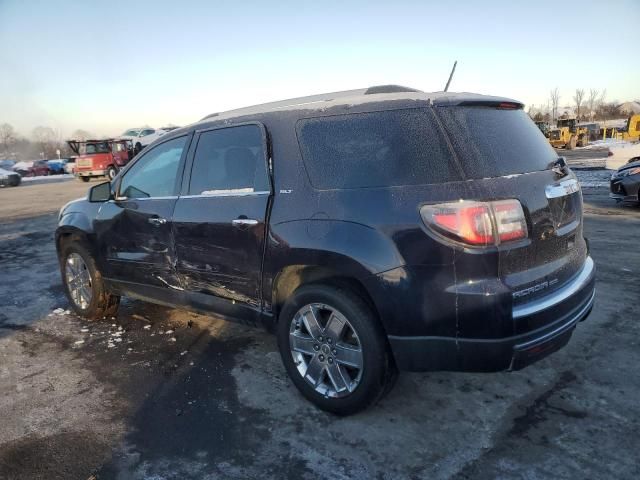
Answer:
550, 88, 560, 122
71, 129, 93, 141
0, 123, 16, 154
32, 126, 58, 158
587, 89, 599, 120
573, 89, 585, 120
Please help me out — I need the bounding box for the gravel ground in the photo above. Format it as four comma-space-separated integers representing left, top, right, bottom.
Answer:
0, 180, 639, 479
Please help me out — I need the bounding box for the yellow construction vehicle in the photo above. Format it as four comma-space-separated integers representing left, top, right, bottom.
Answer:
548, 118, 589, 149
615, 114, 640, 141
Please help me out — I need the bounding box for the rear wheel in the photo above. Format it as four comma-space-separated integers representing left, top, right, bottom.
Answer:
60, 240, 120, 319
134, 142, 143, 155
80, 176, 90, 183
277, 284, 396, 415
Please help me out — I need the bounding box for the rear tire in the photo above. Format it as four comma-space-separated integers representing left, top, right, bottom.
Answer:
277, 284, 396, 415
60, 240, 120, 320
80, 176, 90, 183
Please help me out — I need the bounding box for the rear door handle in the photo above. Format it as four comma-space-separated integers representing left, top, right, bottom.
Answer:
148, 217, 167, 226
232, 218, 259, 226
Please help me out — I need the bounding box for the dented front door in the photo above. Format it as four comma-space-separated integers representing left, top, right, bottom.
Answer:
94, 136, 189, 290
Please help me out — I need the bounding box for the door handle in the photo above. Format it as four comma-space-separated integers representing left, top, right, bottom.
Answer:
148, 217, 167, 226
232, 218, 259, 226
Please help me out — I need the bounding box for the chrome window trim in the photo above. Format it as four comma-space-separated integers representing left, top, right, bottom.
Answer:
179, 190, 270, 199
108, 195, 178, 202
512, 256, 595, 319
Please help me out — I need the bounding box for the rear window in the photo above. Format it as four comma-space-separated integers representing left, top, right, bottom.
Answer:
297, 109, 461, 189
435, 106, 556, 178
298, 106, 557, 190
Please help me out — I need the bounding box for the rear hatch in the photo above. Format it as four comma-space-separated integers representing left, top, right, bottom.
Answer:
433, 104, 587, 305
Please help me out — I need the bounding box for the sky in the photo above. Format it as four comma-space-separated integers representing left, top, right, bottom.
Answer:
0, 0, 638, 138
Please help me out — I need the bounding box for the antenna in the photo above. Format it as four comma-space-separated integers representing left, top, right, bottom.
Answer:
444, 60, 457, 92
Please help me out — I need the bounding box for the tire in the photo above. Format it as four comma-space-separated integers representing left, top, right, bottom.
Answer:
80, 176, 90, 183
9, 176, 20, 187
60, 240, 120, 320
277, 284, 396, 415
566, 136, 576, 150
134, 142, 143, 155
106, 165, 117, 180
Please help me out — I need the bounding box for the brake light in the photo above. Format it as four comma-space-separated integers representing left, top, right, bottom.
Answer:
497, 102, 520, 110
420, 199, 527, 246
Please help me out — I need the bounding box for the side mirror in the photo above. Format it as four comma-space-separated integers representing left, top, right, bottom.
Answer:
88, 181, 112, 202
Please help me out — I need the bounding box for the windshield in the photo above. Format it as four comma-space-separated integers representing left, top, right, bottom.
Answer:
122, 129, 141, 136
80, 142, 110, 154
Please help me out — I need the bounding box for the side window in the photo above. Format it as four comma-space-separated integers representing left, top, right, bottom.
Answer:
120, 136, 187, 199
188, 125, 269, 195
141, 129, 155, 137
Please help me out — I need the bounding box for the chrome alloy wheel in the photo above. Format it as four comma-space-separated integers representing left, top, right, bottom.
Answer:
289, 303, 363, 398
65, 253, 93, 310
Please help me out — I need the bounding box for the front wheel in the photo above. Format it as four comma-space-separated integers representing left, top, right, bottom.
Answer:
79, 176, 90, 183
106, 165, 118, 180
134, 142, 143, 155
60, 240, 120, 319
277, 284, 396, 415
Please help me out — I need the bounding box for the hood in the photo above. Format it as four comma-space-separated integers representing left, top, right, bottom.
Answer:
0, 167, 16, 176
617, 158, 640, 172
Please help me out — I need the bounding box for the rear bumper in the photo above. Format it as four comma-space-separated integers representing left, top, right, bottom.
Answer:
389, 256, 595, 372
76, 169, 105, 177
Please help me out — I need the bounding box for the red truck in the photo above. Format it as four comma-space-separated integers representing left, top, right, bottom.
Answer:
68, 139, 133, 182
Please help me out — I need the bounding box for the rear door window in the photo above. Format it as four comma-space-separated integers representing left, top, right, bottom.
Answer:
297, 109, 461, 189
188, 124, 270, 195
435, 106, 557, 178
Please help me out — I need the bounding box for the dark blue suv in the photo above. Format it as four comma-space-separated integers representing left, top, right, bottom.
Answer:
56, 86, 595, 414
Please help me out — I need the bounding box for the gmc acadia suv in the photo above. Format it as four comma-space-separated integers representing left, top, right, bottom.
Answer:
56, 85, 595, 415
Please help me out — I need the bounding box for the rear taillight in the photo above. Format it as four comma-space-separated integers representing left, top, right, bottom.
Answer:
420, 199, 527, 247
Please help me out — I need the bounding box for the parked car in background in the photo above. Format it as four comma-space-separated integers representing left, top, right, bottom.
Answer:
610, 157, 640, 205
0, 167, 21, 187
0, 159, 15, 170
68, 139, 133, 182
47, 159, 68, 175
65, 157, 76, 174
56, 86, 595, 415
119, 127, 168, 154
13, 160, 50, 177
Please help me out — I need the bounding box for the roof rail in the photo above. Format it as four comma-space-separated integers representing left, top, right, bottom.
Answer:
364, 85, 422, 95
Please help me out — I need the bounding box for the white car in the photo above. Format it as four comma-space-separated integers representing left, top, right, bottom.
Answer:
605, 142, 640, 170
119, 127, 168, 153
